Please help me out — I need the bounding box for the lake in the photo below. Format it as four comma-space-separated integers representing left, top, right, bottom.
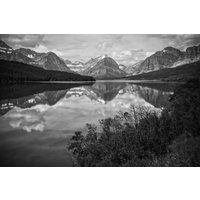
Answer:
0, 81, 178, 166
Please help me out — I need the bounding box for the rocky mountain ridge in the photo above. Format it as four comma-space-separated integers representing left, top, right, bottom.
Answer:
0, 40, 72, 72
81, 55, 127, 79
1, 39, 200, 78
126, 44, 200, 75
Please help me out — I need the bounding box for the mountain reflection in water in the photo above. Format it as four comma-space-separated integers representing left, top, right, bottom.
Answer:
0, 82, 176, 133
0, 81, 178, 166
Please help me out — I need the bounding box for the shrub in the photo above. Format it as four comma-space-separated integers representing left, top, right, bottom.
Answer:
68, 79, 200, 167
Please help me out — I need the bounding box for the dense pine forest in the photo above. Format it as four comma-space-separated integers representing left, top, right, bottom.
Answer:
126, 60, 200, 82
0, 60, 95, 84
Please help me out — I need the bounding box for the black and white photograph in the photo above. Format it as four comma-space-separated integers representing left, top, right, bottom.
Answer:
1, 0, 199, 200
0, 34, 200, 167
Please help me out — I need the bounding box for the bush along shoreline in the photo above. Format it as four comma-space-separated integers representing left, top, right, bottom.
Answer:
68, 79, 200, 167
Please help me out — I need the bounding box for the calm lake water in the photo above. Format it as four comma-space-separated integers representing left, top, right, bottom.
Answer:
0, 81, 178, 166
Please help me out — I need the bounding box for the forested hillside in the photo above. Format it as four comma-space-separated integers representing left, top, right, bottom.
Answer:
125, 60, 200, 82
0, 60, 95, 84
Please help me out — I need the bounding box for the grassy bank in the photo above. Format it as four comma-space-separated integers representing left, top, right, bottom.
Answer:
68, 79, 200, 166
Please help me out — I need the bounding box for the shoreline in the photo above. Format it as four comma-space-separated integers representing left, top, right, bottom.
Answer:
26, 79, 183, 84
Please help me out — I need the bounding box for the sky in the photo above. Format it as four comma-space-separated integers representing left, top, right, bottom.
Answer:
0, 34, 200, 65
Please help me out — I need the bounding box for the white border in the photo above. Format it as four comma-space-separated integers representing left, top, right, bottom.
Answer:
0, 168, 200, 200
1, 0, 200, 34
1, 0, 200, 200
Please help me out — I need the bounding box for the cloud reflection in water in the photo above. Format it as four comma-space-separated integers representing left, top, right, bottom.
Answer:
1, 82, 174, 133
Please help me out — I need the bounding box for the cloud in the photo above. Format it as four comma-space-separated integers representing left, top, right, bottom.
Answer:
32, 44, 49, 53
1, 34, 200, 63
147, 34, 200, 50
0, 34, 65, 57
0, 34, 45, 49
5, 106, 46, 133
179, 34, 200, 49
97, 41, 113, 51
111, 49, 153, 65
32, 44, 63, 57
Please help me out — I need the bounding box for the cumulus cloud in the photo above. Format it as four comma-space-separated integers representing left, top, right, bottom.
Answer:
32, 44, 49, 53
32, 44, 63, 57
0, 34, 200, 64
5, 107, 46, 133
111, 49, 153, 65
0, 34, 65, 56
147, 34, 200, 50
0, 34, 45, 49
96, 41, 113, 51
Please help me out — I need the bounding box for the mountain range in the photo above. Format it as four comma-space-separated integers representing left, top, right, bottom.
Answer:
123, 45, 200, 75
1, 39, 200, 80
126, 60, 200, 82
0, 60, 95, 84
65, 55, 127, 79
65, 44, 200, 80
0, 40, 72, 72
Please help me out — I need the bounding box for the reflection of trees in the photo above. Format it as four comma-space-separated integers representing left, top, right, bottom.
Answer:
126, 83, 175, 108
0, 90, 69, 116
129, 82, 178, 92
137, 86, 171, 108
85, 82, 173, 108
0, 81, 176, 116
0, 82, 94, 115
0, 82, 94, 101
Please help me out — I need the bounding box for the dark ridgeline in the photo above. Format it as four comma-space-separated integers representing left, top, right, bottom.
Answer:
65, 44, 200, 80
125, 60, 200, 82
0, 39, 95, 83
0, 60, 95, 84
76, 44, 200, 81
1, 39, 200, 81
122, 44, 200, 75
0, 40, 72, 72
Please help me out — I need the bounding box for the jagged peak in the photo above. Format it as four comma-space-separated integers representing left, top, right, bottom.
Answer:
89, 54, 109, 61
15, 48, 40, 56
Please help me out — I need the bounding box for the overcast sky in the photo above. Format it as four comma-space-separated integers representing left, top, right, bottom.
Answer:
1, 34, 200, 65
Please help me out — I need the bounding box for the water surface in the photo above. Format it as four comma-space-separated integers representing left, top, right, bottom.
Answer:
0, 81, 178, 166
